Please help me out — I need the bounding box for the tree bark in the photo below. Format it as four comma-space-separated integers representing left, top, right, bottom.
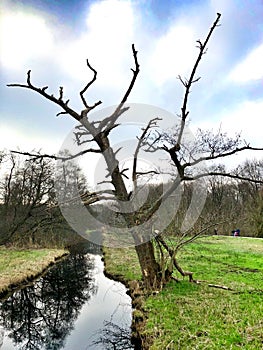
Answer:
135, 240, 161, 290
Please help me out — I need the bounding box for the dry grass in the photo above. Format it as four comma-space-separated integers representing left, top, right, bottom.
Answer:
0, 247, 67, 296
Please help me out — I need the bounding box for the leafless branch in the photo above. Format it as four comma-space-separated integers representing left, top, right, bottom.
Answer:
183, 145, 263, 168
97, 180, 113, 186
174, 220, 228, 252
136, 170, 160, 176
120, 168, 129, 179
7, 70, 81, 121
98, 44, 140, 131
176, 13, 221, 149
120, 44, 140, 103
59, 86, 63, 100
7, 61, 102, 125
156, 234, 194, 281
143, 129, 163, 153
79, 59, 102, 110
56, 111, 68, 117
132, 117, 161, 188
49, 189, 116, 208
11, 148, 101, 162
184, 172, 263, 184
74, 132, 95, 146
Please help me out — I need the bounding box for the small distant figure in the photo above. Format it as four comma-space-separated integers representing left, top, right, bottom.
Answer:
232, 229, 240, 237
214, 228, 218, 235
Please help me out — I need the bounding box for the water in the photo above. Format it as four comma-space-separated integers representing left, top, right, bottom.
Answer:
0, 244, 133, 349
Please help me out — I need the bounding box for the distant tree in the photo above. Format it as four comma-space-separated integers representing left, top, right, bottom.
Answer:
236, 160, 263, 237
0, 154, 54, 245
7, 13, 263, 289
0, 152, 91, 246
0, 151, 5, 165
194, 160, 263, 237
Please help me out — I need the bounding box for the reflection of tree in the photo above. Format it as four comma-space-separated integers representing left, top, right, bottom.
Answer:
90, 321, 133, 350
0, 253, 97, 350
68, 241, 102, 255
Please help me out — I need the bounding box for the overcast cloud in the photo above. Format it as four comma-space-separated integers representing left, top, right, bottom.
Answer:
0, 0, 262, 167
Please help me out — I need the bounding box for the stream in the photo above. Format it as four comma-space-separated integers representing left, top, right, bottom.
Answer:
0, 243, 133, 349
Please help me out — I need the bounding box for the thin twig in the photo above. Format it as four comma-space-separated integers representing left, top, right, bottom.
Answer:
80, 59, 101, 109
98, 44, 140, 131
176, 13, 221, 148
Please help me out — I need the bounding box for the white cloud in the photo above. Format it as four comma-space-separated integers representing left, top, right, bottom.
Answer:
195, 100, 263, 144
0, 0, 262, 159
193, 100, 263, 167
220, 100, 263, 149
86, 0, 134, 40
0, 0, 136, 87
0, 125, 61, 154
59, 0, 136, 87
148, 24, 196, 86
0, 10, 54, 70
228, 43, 263, 83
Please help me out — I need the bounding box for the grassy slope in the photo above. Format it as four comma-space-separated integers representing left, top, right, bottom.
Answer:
0, 247, 67, 296
104, 236, 263, 349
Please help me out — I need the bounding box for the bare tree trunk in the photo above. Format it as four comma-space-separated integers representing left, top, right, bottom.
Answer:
135, 240, 161, 290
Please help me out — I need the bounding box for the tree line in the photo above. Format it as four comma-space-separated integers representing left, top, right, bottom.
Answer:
0, 149, 262, 248
0, 150, 88, 247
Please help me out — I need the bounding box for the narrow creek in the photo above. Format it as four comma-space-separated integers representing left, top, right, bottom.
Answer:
0, 243, 133, 349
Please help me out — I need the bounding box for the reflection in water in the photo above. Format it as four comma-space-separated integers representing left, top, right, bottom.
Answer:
89, 321, 134, 350
62, 255, 132, 350
0, 251, 97, 350
0, 245, 133, 350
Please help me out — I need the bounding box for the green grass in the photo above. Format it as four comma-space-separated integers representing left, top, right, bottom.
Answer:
0, 247, 67, 296
104, 236, 263, 349
103, 247, 141, 281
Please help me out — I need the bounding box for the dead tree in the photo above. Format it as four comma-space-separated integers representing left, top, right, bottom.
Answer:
7, 13, 263, 289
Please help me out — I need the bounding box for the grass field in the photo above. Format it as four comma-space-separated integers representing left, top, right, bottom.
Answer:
104, 236, 263, 349
0, 247, 67, 297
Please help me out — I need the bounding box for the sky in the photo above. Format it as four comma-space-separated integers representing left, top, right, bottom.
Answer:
0, 0, 263, 170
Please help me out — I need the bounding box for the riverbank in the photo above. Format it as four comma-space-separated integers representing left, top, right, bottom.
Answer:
103, 236, 263, 349
0, 246, 68, 300
103, 246, 146, 349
